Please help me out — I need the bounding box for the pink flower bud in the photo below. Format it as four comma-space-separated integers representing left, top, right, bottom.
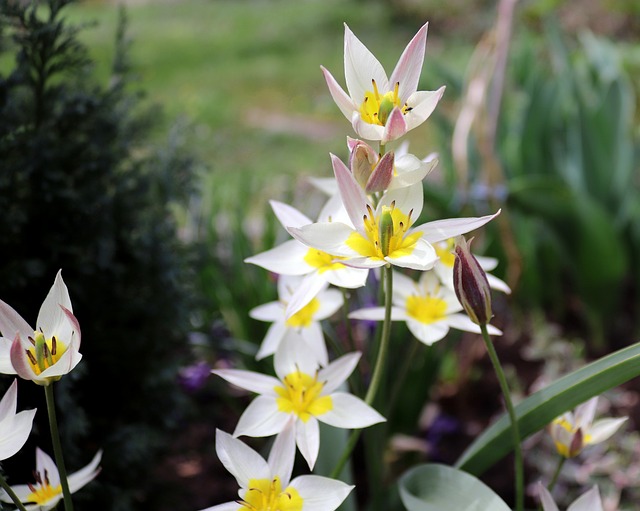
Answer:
453, 236, 492, 326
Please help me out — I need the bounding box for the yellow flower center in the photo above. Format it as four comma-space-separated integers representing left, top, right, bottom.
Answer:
359, 80, 411, 126
434, 238, 456, 268
405, 295, 448, 324
275, 371, 333, 422
303, 248, 346, 274
285, 298, 320, 328
25, 331, 67, 376
239, 477, 303, 511
345, 202, 421, 260
552, 417, 593, 457
26, 471, 61, 505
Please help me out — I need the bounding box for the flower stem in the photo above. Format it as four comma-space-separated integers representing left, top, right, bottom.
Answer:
44, 383, 74, 511
548, 455, 566, 492
0, 472, 29, 511
330, 265, 393, 479
480, 323, 523, 511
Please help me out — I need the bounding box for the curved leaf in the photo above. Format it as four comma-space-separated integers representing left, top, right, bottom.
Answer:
399, 463, 511, 511
456, 342, 640, 475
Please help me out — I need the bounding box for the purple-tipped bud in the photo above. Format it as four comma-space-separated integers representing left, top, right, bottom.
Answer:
366, 151, 394, 193
453, 236, 492, 326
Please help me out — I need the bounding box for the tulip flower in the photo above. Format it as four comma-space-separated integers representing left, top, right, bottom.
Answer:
0, 379, 36, 461
452, 236, 493, 326
249, 274, 343, 365
322, 22, 445, 144
0, 270, 82, 385
198, 426, 353, 511
0, 447, 102, 511
349, 270, 501, 346
212, 334, 385, 469
538, 483, 604, 511
549, 396, 627, 458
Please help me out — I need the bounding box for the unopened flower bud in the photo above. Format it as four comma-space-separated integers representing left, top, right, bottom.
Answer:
453, 235, 492, 325
366, 151, 394, 193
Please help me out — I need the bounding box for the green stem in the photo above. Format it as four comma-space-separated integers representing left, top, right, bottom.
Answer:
330, 265, 393, 479
547, 455, 565, 492
0, 472, 29, 511
44, 383, 74, 511
480, 324, 523, 511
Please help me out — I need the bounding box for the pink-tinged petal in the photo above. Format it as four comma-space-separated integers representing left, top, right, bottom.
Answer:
249, 302, 284, 322
365, 151, 394, 194
378, 181, 424, 222
404, 87, 446, 131
296, 416, 320, 470
267, 418, 296, 486
390, 154, 438, 190
319, 352, 361, 394
37, 270, 72, 335
319, 393, 385, 428
588, 417, 628, 445
0, 300, 32, 343
568, 486, 603, 511
255, 322, 287, 361
244, 240, 312, 275
413, 210, 501, 243
61, 306, 81, 349
389, 22, 428, 102
67, 449, 102, 493
574, 397, 598, 428
297, 324, 329, 367
385, 238, 438, 271
0, 407, 37, 460
537, 483, 560, 511
274, 331, 320, 380
215, 429, 270, 488
288, 223, 360, 258
321, 66, 355, 121
0, 378, 17, 418
0, 337, 16, 375
322, 266, 369, 289
270, 200, 313, 229
331, 153, 370, 232
381, 107, 408, 144
234, 396, 289, 438
197, 502, 241, 511
10, 333, 36, 382
288, 475, 354, 511
406, 318, 449, 346
285, 273, 330, 319
212, 369, 280, 395
352, 112, 385, 141
343, 23, 389, 103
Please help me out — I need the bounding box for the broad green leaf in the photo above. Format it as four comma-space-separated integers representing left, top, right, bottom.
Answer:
456, 342, 640, 475
399, 463, 511, 511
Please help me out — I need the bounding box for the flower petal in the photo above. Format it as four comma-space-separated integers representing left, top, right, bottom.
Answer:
320, 393, 386, 428
385, 237, 438, 271
215, 429, 270, 488
332, 153, 369, 234
404, 87, 446, 130
322, 266, 369, 289
568, 486, 603, 511
270, 200, 313, 229
0, 300, 32, 344
249, 302, 284, 322
289, 475, 354, 511
537, 482, 560, 511
68, 450, 102, 493
406, 318, 450, 346
234, 396, 289, 438
255, 322, 287, 361
321, 66, 355, 121
389, 22, 428, 103
381, 107, 408, 144
37, 270, 72, 334
274, 331, 320, 380
244, 240, 312, 275
319, 352, 361, 394
588, 417, 627, 445
0, 408, 37, 461
343, 23, 389, 105
285, 273, 331, 319
288, 223, 360, 259
296, 416, 320, 470
267, 417, 296, 486
413, 210, 501, 243
212, 369, 280, 395
390, 154, 438, 190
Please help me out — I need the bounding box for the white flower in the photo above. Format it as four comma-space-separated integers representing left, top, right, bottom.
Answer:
0, 379, 37, 461
0, 447, 102, 511
538, 483, 604, 511
198, 426, 353, 511
249, 274, 343, 365
0, 270, 82, 385
212, 334, 385, 469
322, 22, 445, 144
245, 198, 368, 318
349, 270, 501, 346
549, 396, 627, 458
289, 154, 499, 271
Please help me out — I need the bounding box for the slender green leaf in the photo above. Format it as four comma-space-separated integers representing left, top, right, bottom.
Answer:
399, 463, 511, 511
456, 342, 640, 475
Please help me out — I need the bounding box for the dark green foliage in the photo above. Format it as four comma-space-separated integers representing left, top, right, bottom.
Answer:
0, 1, 204, 509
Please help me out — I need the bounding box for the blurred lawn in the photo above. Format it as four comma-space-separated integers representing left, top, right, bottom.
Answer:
64, 0, 470, 217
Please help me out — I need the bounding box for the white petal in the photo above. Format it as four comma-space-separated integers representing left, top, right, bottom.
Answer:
296, 416, 320, 470
36, 448, 60, 487
270, 200, 313, 229
322, 266, 369, 289
244, 240, 312, 275
476, 255, 498, 271
0, 301, 32, 345
320, 393, 385, 428
234, 396, 289, 438
267, 418, 296, 486
314, 289, 344, 320
487, 273, 512, 294
389, 22, 428, 103
406, 318, 449, 346
37, 270, 72, 334
0, 337, 16, 375
568, 486, 603, 511
285, 273, 331, 319
288, 223, 360, 258
343, 23, 389, 104
215, 429, 269, 488
68, 450, 102, 493
385, 238, 438, 271
289, 475, 354, 511
0, 409, 36, 461
348, 307, 385, 322
352, 113, 385, 141
249, 302, 284, 322
274, 332, 320, 380
0, 378, 17, 419
319, 352, 361, 394
574, 397, 598, 429
297, 324, 329, 367
390, 154, 438, 190
317, 191, 352, 225
537, 482, 560, 511
378, 182, 423, 222
404, 87, 446, 130
321, 66, 355, 121
212, 369, 280, 395
588, 417, 628, 445
308, 176, 338, 197
414, 211, 500, 243
255, 322, 287, 361
197, 502, 240, 511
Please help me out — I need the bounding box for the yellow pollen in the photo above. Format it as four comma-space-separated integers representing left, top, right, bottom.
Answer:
239, 477, 303, 511
26, 481, 62, 505
303, 249, 346, 273
26, 331, 67, 376
435, 238, 456, 268
405, 295, 448, 324
275, 371, 332, 422
285, 298, 320, 328
359, 80, 411, 126
346, 205, 420, 260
